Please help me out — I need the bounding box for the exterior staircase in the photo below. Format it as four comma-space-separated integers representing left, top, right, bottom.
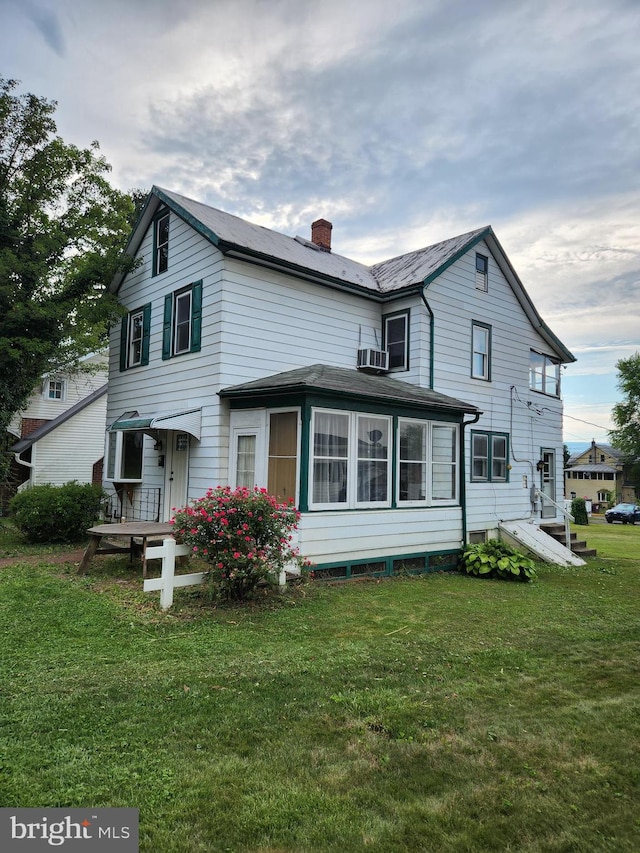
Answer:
540, 523, 597, 558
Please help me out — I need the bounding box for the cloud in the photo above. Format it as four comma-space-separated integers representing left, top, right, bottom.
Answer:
17, 0, 65, 56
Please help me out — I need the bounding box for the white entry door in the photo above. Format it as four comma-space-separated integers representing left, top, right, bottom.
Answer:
540, 448, 556, 519
164, 431, 190, 519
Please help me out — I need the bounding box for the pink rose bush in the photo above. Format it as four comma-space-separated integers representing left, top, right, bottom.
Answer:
171, 486, 308, 600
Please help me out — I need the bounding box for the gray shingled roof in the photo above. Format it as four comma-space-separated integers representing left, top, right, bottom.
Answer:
11, 384, 108, 454
153, 187, 491, 295
156, 187, 379, 291
370, 227, 489, 291
112, 187, 575, 363
219, 364, 479, 414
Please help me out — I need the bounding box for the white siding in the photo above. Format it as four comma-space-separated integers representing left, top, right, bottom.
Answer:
30, 395, 106, 486
299, 507, 463, 564
425, 240, 565, 533
107, 212, 567, 560
10, 353, 107, 433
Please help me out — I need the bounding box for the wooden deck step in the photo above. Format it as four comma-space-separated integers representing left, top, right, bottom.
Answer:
540, 523, 597, 558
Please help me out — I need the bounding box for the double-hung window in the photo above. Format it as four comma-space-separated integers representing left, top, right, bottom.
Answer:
383, 311, 409, 371
311, 410, 391, 508
153, 211, 169, 276
471, 321, 491, 380
529, 350, 560, 396
162, 281, 202, 359
398, 419, 458, 504
120, 304, 151, 370
471, 431, 509, 482
475, 253, 488, 291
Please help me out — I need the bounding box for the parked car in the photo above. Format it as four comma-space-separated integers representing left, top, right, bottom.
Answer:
604, 503, 640, 524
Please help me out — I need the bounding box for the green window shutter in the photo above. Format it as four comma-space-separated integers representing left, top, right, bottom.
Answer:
141, 303, 151, 366
162, 294, 173, 360
190, 280, 202, 353
119, 315, 128, 372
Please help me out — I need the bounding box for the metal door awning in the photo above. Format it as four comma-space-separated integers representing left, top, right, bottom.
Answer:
109, 408, 202, 440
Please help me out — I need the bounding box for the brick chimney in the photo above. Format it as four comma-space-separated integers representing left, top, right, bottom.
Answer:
311, 218, 332, 251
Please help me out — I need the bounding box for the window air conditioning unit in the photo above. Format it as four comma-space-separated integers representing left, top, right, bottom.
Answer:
357, 348, 389, 373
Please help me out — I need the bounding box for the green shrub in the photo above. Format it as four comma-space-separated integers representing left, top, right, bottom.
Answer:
172, 486, 309, 601
10, 482, 105, 543
571, 497, 589, 525
461, 539, 536, 582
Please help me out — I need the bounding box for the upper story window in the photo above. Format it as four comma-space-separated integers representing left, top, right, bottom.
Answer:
383, 311, 409, 371
471, 431, 509, 482
153, 211, 170, 276
475, 253, 488, 291
529, 350, 560, 396
471, 321, 491, 380
120, 304, 151, 371
162, 281, 203, 359
46, 378, 65, 400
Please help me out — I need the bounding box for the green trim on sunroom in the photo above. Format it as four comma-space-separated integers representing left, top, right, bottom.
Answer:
310, 548, 461, 580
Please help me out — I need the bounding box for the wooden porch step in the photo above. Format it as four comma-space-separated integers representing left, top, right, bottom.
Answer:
540, 523, 597, 558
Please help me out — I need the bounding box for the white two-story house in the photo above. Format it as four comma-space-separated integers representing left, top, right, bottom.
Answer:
104, 187, 575, 578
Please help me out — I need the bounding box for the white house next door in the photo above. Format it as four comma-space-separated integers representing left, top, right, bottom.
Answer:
164, 431, 190, 519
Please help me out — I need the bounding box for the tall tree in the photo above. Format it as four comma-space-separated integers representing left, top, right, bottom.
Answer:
609, 352, 640, 461
0, 77, 136, 471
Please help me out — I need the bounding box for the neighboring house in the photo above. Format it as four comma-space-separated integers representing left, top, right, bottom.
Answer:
565, 440, 636, 508
3, 354, 108, 509
104, 186, 575, 577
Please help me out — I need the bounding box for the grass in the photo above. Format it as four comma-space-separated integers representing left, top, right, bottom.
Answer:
0, 518, 639, 851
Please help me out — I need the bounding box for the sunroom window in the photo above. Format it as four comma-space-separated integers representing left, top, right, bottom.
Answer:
398, 419, 458, 504
311, 410, 390, 508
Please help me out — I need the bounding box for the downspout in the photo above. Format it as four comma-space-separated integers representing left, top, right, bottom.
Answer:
420, 286, 435, 390
13, 451, 35, 489
460, 412, 481, 546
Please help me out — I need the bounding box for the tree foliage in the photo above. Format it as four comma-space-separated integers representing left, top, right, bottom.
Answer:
0, 77, 137, 463
609, 353, 640, 460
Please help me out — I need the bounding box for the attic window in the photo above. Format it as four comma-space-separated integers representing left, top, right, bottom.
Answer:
153, 211, 169, 276
46, 379, 65, 400
475, 253, 488, 291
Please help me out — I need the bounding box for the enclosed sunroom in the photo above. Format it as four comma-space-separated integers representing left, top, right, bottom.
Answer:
220, 364, 480, 578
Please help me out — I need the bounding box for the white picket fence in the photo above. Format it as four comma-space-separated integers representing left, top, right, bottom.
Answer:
143, 538, 206, 609
142, 537, 288, 609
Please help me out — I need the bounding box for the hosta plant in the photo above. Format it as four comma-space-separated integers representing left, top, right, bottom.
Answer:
461, 539, 536, 582
172, 486, 309, 601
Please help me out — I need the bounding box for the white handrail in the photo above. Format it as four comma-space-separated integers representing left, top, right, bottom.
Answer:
534, 488, 574, 548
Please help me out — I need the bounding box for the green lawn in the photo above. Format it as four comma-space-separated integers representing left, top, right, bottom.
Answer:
0, 519, 639, 851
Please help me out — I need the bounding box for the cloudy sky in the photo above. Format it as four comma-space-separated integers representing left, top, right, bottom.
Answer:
3, 0, 639, 445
